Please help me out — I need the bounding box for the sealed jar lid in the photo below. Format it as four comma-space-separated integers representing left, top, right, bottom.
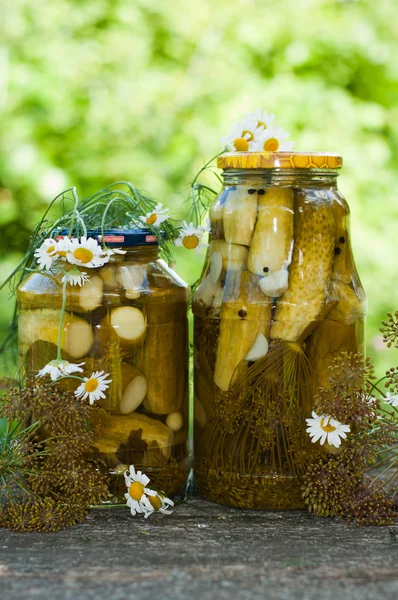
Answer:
217, 152, 343, 170
56, 228, 159, 247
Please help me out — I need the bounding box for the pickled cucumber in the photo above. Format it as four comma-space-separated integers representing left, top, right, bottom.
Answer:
210, 239, 248, 272
327, 280, 365, 325
223, 187, 258, 246
271, 194, 335, 342
136, 293, 188, 415
248, 187, 294, 276
19, 308, 94, 359
214, 271, 271, 391
97, 306, 147, 354
306, 319, 357, 390
98, 412, 174, 461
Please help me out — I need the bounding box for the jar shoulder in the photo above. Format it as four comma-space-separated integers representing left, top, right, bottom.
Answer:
194, 183, 365, 318
17, 257, 189, 310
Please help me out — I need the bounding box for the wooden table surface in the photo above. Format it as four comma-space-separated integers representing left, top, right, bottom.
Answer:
0, 497, 397, 600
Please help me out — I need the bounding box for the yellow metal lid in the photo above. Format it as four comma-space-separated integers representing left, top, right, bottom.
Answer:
217, 152, 343, 170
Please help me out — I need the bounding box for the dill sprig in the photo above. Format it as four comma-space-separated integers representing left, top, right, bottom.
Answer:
187, 153, 223, 227
0, 420, 43, 504
303, 349, 398, 526
0, 181, 179, 364
2, 182, 177, 296
78, 182, 178, 263
380, 311, 398, 348
0, 378, 109, 532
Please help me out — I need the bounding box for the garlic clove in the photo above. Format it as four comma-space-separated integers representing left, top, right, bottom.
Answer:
209, 251, 223, 284
259, 269, 289, 298
245, 332, 269, 362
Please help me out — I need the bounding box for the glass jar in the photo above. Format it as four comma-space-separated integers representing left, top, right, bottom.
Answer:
193, 152, 366, 510
17, 229, 190, 501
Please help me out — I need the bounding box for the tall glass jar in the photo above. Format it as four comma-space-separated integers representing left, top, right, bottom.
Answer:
193, 152, 366, 509
17, 229, 190, 501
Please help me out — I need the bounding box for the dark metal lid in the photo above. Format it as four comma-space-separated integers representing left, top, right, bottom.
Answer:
57, 228, 159, 248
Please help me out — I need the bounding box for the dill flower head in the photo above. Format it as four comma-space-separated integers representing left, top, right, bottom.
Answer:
328, 352, 375, 396
380, 311, 398, 348
0, 378, 109, 532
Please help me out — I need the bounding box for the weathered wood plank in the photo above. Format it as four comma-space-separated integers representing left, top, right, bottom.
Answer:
0, 498, 397, 600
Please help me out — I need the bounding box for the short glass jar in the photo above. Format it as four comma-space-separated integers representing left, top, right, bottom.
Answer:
193, 152, 366, 510
17, 229, 190, 501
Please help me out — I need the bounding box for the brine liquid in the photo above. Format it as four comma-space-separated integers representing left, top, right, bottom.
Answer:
193, 316, 365, 510
18, 267, 190, 501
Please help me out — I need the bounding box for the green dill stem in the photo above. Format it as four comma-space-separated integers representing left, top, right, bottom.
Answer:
191, 185, 200, 226
377, 458, 398, 491
97, 189, 144, 246
375, 445, 398, 455
367, 380, 388, 398
195, 183, 219, 196
0, 251, 32, 291
371, 456, 398, 485
191, 152, 223, 187
1, 189, 75, 292
365, 451, 398, 471
189, 152, 223, 226
76, 213, 87, 237
82, 181, 139, 205
373, 375, 388, 388
100, 197, 124, 248
67, 188, 80, 238
378, 404, 398, 417
50, 374, 85, 385
126, 183, 140, 206
214, 171, 223, 185
79, 190, 123, 213
56, 274, 69, 361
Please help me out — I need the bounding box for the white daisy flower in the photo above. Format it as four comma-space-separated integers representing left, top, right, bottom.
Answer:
62, 268, 90, 286
124, 465, 157, 518
255, 124, 295, 152
148, 492, 174, 516
175, 220, 211, 253
139, 203, 170, 228
66, 236, 109, 268
101, 247, 127, 256
384, 392, 398, 407
221, 117, 259, 152
55, 236, 73, 259
249, 108, 276, 131
37, 359, 85, 381
74, 370, 112, 404
306, 411, 350, 448
34, 238, 59, 270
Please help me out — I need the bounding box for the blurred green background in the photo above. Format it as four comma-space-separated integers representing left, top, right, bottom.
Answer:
1, 0, 397, 376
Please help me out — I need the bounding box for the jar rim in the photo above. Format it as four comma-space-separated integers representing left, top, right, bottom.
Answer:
217, 151, 342, 170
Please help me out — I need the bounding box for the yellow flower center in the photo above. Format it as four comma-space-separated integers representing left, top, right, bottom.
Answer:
257, 121, 267, 129
183, 235, 200, 249
46, 245, 55, 254
263, 137, 279, 152
233, 137, 249, 151
84, 378, 99, 393
148, 495, 162, 510
320, 417, 336, 433
73, 247, 95, 263
57, 251, 67, 257
146, 214, 157, 225
129, 481, 145, 501
241, 129, 254, 141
